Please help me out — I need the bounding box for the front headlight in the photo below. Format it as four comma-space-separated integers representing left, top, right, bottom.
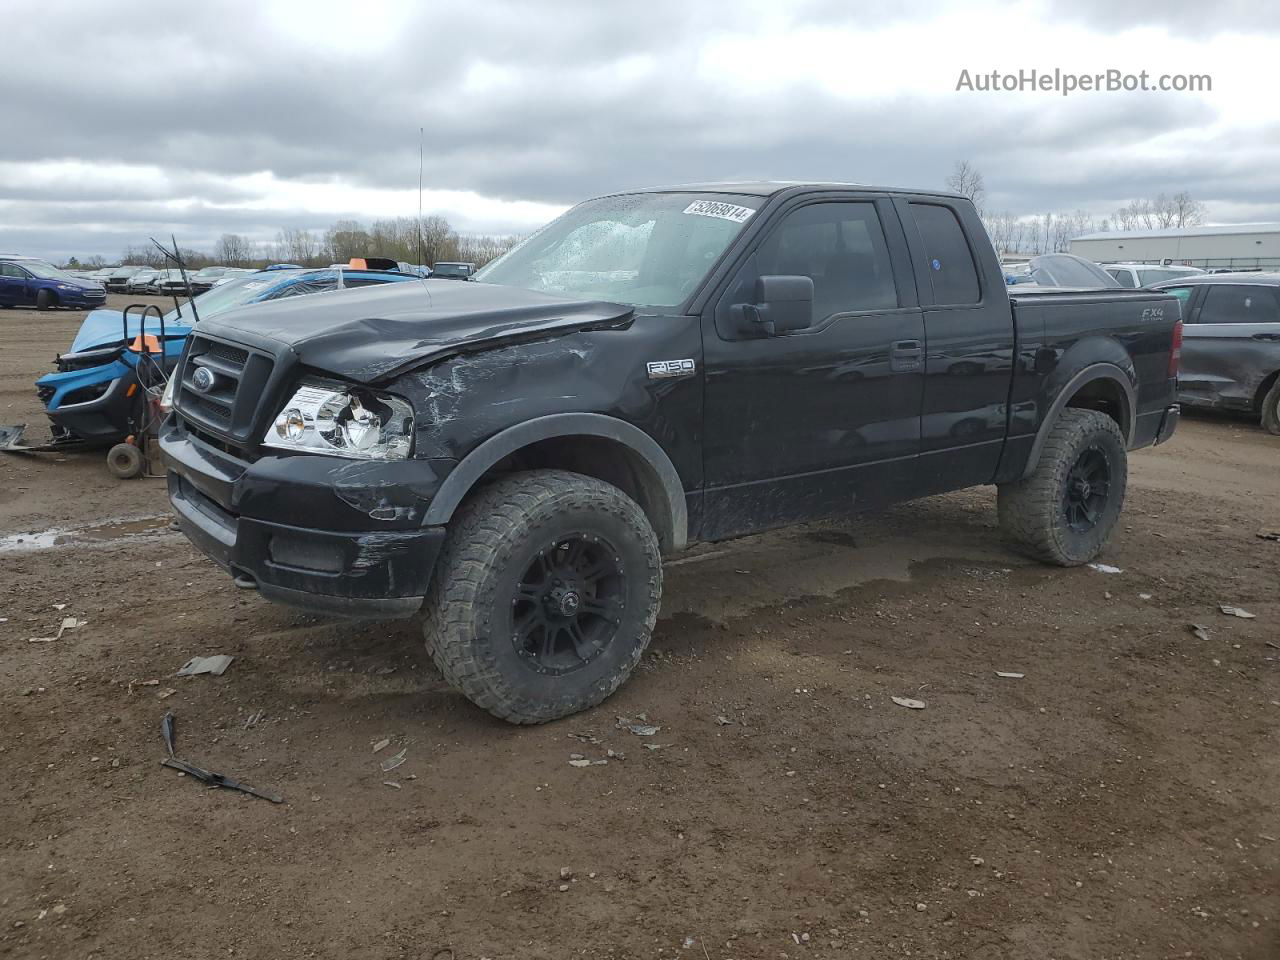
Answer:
262, 380, 413, 460
58, 283, 77, 291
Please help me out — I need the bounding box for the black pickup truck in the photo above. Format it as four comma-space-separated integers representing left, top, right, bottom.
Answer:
160, 182, 1181, 723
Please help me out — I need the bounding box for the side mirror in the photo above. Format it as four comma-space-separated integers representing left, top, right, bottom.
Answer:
736, 275, 814, 336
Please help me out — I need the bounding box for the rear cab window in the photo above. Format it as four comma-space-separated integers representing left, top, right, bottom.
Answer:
909, 203, 980, 304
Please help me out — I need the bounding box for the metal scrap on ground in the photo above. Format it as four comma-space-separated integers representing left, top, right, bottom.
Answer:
1088, 563, 1123, 574
1219, 605, 1257, 619
159, 711, 283, 804
891, 696, 927, 710
995, 672, 1025, 679
616, 716, 660, 736
29, 617, 83, 643
379, 748, 407, 772
1189, 624, 1212, 642
176, 654, 234, 677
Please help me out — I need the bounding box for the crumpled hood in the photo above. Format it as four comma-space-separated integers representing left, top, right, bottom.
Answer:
196, 279, 635, 384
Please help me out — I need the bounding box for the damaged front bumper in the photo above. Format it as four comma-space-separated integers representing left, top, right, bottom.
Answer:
160, 419, 449, 619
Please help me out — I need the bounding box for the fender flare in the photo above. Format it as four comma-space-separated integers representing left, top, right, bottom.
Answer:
423, 413, 689, 551
1020, 363, 1137, 480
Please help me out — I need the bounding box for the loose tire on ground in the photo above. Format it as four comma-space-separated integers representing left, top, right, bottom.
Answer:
997, 409, 1127, 566
36, 289, 57, 311
422, 469, 663, 724
1261, 379, 1280, 436
106, 443, 145, 479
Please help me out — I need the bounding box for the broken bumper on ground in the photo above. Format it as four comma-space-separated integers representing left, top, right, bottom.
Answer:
159, 420, 447, 619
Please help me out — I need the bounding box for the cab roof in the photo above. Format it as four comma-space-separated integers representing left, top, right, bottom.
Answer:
622, 181, 968, 201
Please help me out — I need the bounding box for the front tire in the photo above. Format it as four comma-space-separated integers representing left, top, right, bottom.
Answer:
998, 409, 1127, 566
1261, 379, 1280, 436
36, 289, 57, 311
423, 470, 662, 724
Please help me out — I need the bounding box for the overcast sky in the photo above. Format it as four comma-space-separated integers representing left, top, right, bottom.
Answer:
3, 0, 1276, 261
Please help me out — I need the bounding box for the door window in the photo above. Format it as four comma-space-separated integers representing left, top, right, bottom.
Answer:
1109, 268, 1137, 288
0, 263, 27, 278
754, 202, 899, 323
909, 203, 981, 304
1197, 285, 1280, 324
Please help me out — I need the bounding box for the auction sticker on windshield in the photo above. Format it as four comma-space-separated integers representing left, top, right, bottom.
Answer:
683, 200, 755, 223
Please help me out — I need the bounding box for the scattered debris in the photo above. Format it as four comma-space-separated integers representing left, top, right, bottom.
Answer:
891, 696, 927, 710
1219, 605, 1256, 620
128, 679, 160, 695
606, 748, 625, 761
1088, 563, 1123, 574
380, 748, 407, 772
714, 715, 734, 725
382, 781, 401, 789
28, 616, 83, 642
1256, 532, 1280, 542
568, 732, 603, 745
242, 710, 265, 729
1266, 641, 1280, 651
156, 687, 177, 700
616, 715, 660, 736
1139, 593, 1153, 601
1189, 623, 1212, 642
642, 743, 669, 751
664, 549, 729, 567
176, 654, 234, 677
995, 672, 1024, 679
560, 866, 573, 880
372, 738, 391, 753
159, 711, 283, 804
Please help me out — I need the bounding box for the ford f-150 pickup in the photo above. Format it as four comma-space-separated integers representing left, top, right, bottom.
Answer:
160, 182, 1182, 723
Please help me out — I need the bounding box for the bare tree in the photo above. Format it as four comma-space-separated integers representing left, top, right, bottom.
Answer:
946, 160, 986, 214
1170, 191, 1206, 228
276, 227, 318, 265
215, 233, 252, 266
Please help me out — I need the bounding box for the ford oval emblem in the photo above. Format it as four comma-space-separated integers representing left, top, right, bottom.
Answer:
191, 366, 217, 393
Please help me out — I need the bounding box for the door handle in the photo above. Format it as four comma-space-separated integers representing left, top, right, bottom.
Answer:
1251, 332, 1280, 341
890, 339, 923, 371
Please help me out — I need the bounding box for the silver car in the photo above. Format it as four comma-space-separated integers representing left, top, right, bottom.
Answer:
1105, 263, 1205, 288
1149, 273, 1280, 434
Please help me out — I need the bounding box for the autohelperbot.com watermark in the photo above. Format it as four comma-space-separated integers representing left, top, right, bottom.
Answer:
955, 68, 1211, 96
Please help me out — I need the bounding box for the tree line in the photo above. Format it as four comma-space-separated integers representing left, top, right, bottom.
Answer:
945, 160, 1208, 255
64, 215, 524, 271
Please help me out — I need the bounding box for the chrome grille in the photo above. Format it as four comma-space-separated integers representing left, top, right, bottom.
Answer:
176, 334, 275, 444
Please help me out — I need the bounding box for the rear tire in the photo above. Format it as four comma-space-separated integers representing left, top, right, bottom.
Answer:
1261, 379, 1280, 436
106, 443, 144, 479
423, 470, 662, 724
36, 289, 57, 311
998, 409, 1127, 566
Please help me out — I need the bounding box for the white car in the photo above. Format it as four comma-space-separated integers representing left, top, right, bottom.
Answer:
1104, 263, 1205, 288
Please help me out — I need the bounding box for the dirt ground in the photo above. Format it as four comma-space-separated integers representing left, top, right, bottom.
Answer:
1, 298, 1277, 960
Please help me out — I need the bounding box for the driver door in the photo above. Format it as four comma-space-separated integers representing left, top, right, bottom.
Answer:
700, 196, 925, 540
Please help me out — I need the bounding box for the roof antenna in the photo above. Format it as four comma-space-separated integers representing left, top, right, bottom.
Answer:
417, 126, 425, 273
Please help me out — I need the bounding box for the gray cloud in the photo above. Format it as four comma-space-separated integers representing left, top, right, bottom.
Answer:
1, 0, 1273, 261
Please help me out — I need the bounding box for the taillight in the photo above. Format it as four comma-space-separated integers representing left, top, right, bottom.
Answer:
1168, 319, 1182, 378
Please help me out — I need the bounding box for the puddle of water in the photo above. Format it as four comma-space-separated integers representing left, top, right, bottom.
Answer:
0, 514, 174, 555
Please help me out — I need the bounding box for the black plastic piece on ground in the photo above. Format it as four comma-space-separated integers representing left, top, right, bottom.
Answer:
159, 710, 283, 804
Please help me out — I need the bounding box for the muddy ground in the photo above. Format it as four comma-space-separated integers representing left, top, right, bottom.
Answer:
1, 298, 1277, 960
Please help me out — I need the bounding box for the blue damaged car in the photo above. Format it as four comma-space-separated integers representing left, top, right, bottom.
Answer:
8, 266, 419, 450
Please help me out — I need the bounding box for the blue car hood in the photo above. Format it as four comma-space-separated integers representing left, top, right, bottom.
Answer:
70, 309, 193, 352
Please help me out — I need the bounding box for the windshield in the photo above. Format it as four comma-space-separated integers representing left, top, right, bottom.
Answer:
193, 267, 227, 278
161, 275, 272, 322
22, 261, 80, 282
475, 192, 763, 307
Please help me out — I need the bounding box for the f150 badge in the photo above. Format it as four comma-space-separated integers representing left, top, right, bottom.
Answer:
647, 359, 696, 379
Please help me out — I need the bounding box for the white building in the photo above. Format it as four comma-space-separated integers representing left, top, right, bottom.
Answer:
1070, 223, 1280, 271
